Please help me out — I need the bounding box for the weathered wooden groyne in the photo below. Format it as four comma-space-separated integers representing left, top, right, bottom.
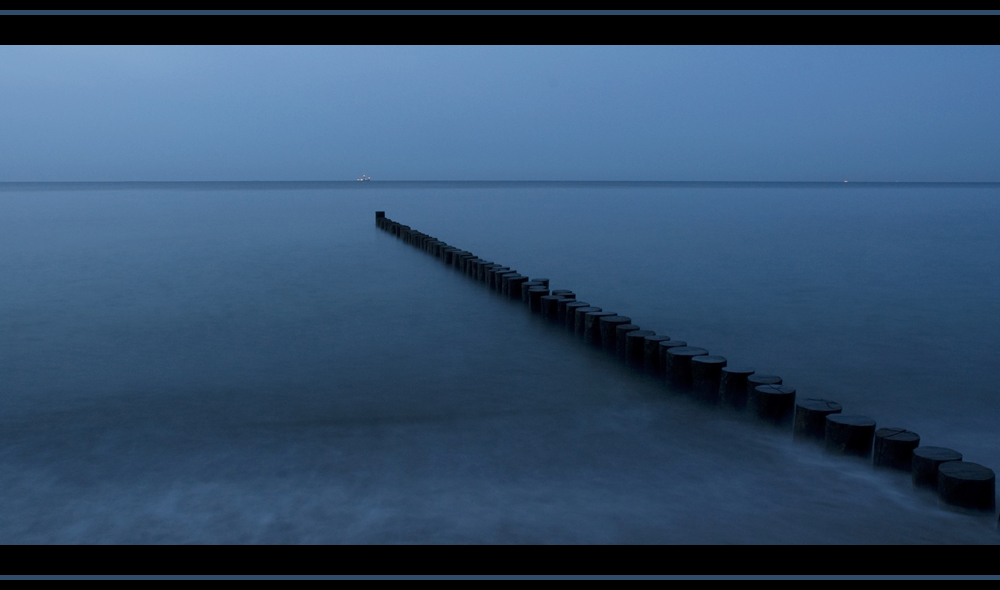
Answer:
375, 211, 998, 526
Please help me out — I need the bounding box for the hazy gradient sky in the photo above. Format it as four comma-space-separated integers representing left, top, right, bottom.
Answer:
1, 45, 998, 182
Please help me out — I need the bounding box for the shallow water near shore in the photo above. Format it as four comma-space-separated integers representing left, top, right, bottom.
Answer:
1, 181, 998, 543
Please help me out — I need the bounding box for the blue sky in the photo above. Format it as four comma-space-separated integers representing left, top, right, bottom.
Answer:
1, 45, 998, 181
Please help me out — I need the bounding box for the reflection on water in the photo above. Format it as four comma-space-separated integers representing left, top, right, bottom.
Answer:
0, 182, 997, 543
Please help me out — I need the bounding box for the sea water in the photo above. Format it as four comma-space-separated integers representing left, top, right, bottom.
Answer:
0, 181, 997, 544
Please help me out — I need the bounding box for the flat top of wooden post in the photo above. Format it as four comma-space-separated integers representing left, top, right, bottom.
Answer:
600, 316, 633, 325
666, 346, 708, 358
913, 446, 962, 461
626, 330, 655, 339
691, 355, 727, 365
827, 414, 875, 427
796, 398, 841, 412
659, 340, 687, 349
755, 384, 795, 395
874, 428, 919, 443
938, 461, 995, 481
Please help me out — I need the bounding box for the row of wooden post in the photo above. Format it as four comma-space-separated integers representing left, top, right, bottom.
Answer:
376, 211, 997, 520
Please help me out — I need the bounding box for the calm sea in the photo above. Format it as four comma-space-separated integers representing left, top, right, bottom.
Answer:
1, 181, 997, 544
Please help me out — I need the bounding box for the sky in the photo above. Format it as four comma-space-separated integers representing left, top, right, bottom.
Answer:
1, 45, 998, 182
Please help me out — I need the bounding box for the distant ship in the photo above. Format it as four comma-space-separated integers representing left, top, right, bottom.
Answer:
357, 175, 371, 182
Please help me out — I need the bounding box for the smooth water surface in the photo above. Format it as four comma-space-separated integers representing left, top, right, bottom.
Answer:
1, 182, 997, 543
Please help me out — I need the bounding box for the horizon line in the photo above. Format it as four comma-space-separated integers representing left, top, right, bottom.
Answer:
2, 180, 1000, 185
